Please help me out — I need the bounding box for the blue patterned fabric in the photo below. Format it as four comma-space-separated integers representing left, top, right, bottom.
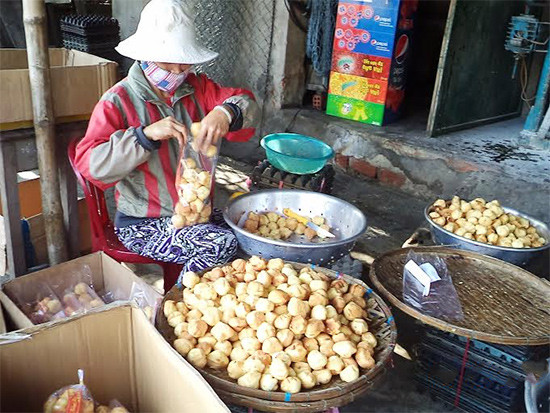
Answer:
115, 209, 237, 278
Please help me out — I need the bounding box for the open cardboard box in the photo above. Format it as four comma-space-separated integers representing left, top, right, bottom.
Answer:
0, 48, 118, 130
0, 305, 228, 412
0, 252, 161, 330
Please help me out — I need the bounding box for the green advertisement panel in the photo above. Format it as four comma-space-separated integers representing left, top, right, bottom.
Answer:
326, 94, 385, 126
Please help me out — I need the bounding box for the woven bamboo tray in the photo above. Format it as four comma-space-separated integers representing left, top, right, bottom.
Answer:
215, 371, 383, 413
369, 246, 550, 345
156, 262, 396, 411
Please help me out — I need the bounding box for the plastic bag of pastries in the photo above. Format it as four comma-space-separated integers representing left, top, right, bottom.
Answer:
171, 123, 221, 228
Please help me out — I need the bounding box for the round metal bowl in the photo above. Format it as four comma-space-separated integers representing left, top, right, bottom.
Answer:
424, 203, 550, 268
223, 189, 367, 264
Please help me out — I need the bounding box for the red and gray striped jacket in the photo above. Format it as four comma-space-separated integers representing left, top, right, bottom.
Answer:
75, 62, 258, 223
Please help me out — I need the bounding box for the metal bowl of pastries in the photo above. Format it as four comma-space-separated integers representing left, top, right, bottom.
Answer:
224, 189, 367, 265
425, 197, 550, 268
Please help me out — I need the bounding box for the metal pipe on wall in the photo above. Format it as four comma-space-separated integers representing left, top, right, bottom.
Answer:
22, 0, 68, 265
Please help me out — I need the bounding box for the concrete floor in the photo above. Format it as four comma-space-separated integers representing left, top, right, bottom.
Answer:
2, 112, 542, 411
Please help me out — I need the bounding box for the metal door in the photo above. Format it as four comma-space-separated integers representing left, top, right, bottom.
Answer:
428, 0, 525, 136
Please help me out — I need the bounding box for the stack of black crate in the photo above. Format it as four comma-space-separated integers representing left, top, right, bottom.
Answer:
60, 14, 120, 64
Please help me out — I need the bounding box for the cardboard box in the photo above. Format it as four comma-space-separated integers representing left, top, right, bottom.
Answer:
328, 72, 388, 104
326, 94, 385, 125
336, 0, 401, 33
0, 306, 228, 412
0, 177, 41, 217
328, 0, 418, 125
333, 26, 396, 57
0, 48, 118, 130
331, 50, 391, 80
25, 199, 92, 266
0, 252, 161, 330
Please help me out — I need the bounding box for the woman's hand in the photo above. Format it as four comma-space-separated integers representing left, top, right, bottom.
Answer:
194, 108, 230, 154
143, 116, 188, 146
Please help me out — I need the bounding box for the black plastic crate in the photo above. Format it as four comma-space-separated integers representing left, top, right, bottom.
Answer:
412, 327, 546, 413
419, 334, 526, 383
250, 160, 334, 194
60, 14, 119, 37
427, 329, 546, 365
416, 355, 522, 407
62, 39, 119, 53
415, 373, 511, 413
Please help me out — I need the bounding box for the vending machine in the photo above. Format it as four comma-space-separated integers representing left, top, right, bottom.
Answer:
326, 0, 418, 125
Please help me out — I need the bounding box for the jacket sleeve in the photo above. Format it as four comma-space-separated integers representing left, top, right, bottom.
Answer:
196, 74, 260, 142
74, 99, 153, 190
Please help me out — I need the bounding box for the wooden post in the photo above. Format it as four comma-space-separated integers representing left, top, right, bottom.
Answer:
22, 0, 68, 265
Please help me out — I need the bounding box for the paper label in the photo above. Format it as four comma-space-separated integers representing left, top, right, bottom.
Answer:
404, 260, 440, 296
66, 390, 83, 413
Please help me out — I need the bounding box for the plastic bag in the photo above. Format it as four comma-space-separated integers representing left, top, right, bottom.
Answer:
44, 369, 95, 413
63, 282, 105, 313
55, 265, 105, 316
25, 284, 65, 324
101, 290, 117, 304
44, 370, 130, 413
171, 124, 220, 228
402, 250, 464, 321
10, 264, 107, 324
129, 281, 161, 323
95, 400, 130, 413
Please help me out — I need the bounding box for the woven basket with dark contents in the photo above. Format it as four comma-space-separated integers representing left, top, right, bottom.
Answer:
156, 262, 396, 412
369, 246, 550, 345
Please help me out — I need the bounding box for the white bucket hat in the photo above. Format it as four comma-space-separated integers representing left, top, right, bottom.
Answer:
115, 0, 218, 64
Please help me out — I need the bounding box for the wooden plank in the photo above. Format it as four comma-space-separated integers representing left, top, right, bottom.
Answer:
0, 216, 6, 276
428, 0, 524, 136
0, 141, 26, 277
57, 123, 88, 259
0, 122, 87, 173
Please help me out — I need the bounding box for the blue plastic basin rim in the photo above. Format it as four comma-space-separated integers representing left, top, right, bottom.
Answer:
260, 133, 335, 161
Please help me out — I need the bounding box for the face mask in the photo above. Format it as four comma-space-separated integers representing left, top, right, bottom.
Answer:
140, 61, 190, 93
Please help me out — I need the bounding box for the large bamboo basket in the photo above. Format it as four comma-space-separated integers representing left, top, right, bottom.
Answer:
369, 247, 550, 346
156, 262, 397, 412
214, 372, 384, 412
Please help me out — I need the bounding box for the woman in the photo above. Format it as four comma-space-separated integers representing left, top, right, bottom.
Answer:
75, 0, 259, 286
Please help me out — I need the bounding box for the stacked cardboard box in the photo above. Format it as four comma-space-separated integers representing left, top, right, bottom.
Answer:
0, 48, 118, 130
327, 0, 418, 125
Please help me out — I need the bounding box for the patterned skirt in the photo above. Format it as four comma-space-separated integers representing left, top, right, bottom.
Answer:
115, 210, 237, 279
